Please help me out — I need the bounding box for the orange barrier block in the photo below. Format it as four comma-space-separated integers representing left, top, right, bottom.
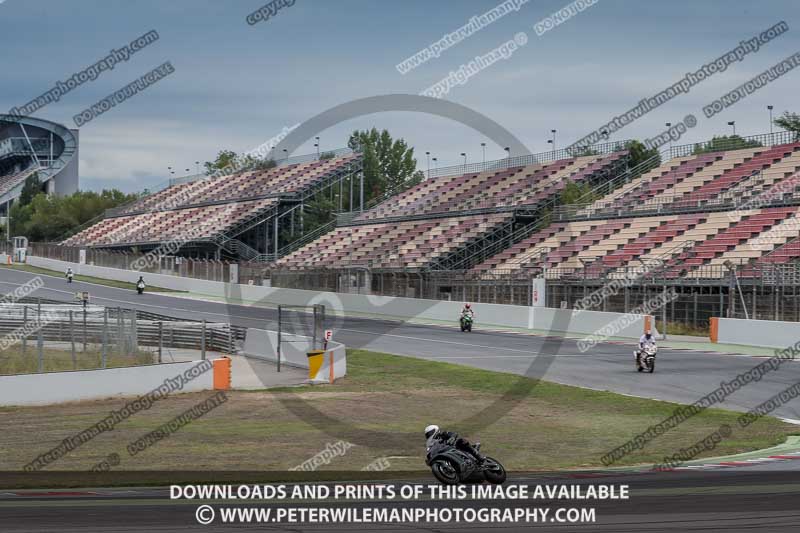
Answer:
213, 357, 231, 390
710, 317, 719, 343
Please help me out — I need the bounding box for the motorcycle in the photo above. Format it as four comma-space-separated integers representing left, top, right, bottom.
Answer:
136, 281, 145, 295
637, 344, 657, 373
426, 439, 506, 485
66, 274, 73, 283
460, 314, 473, 332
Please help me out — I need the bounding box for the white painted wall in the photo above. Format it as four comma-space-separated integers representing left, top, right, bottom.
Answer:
715, 317, 799, 349
28, 256, 651, 339
242, 328, 347, 381
0, 361, 213, 406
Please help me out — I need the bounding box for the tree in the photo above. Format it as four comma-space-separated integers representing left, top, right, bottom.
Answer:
320, 151, 336, 160
692, 135, 762, 155
302, 196, 337, 231
348, 128, 420, 201
240, 156, 277, 171
622, 139, 660, 170
775, 112, 800, 140
11, 189, 139, 241
560, 181, 597, 205
204, 150, 239, 175
18, 173, 43, 206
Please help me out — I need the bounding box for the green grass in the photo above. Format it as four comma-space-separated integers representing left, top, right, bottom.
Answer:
0, 349, 795, 483
0, 345, 154, 374
0, 264, 185, 293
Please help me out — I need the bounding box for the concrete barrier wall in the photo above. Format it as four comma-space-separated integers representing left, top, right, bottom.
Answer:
0, 361, 213, 406
242, 328, 346, 381
713, 317, 800, 349
28, 256, 651, 339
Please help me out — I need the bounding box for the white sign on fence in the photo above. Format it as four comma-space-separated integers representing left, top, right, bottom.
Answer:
324, 329, 333, 341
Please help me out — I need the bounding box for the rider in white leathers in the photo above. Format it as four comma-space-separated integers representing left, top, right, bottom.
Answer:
635, 330, 656, 370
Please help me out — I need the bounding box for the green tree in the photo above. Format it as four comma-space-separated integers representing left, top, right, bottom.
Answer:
560, 181, 597, 205
692, 135, 762, 155
622, 139, 660, 169
18, 173, 43, 206
348, 128, 420, 201
302, 196, 337, 230
204, 150, 239, 175
775, 111, 800, 140
11, 189, 139, 241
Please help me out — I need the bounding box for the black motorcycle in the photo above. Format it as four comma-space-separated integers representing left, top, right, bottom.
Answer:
136, 281, 145, 295
460, 314, 473, 332
426, 439, 506, 485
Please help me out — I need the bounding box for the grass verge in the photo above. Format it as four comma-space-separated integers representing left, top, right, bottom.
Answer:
0, 345, 154, 374
0, 349, 795, 483
0, 263, 185, 293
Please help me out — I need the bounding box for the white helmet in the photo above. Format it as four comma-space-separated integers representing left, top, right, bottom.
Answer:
424, 424, 439, 440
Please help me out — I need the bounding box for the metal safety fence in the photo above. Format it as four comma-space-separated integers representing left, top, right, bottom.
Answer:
0, 298, 244, 376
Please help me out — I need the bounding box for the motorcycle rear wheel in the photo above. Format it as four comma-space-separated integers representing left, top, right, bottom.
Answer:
431, 459, 460, 485
482, 457, 507, 484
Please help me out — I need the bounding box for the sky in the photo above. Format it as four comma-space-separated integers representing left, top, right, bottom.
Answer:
1, 0, 798, 192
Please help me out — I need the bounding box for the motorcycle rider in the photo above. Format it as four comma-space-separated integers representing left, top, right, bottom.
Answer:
635, 329, 657, 370
136, 276, 146, 292
460, 303, 475, 322
65, 268, 74, 283
425, 424, 484, 463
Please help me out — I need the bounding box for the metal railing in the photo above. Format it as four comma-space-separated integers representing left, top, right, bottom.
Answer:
668, 130, 799, 159
426, 140, 632, 179
0, 298, 243, 376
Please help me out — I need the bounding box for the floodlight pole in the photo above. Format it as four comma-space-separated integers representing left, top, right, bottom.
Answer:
359, 170, 364, 212
277, 305, 282, 373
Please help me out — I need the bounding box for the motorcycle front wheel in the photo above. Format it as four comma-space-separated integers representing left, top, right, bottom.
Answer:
431, 459, 461, 485
647, 358, 655, 373
482, 457, 507, 484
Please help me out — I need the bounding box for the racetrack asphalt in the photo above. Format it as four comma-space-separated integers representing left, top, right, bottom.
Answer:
3, 267, 800, 422
2, 469, 800, 532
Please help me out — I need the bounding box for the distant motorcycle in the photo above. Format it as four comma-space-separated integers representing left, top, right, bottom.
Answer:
637, 344, 657, 373
136, 280, 145, 295
66, 273, 73, 283
460, 314, 473, 332
426, 439, 506, 485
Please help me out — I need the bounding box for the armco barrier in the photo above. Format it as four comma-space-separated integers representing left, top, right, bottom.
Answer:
0, 361, 213, 406
711, 317, 800, 349
26, 256, 652, 339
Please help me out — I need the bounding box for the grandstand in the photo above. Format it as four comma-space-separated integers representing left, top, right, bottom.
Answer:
64, 151, 362, 260
276, 150, 631, 271
472, 137, 800, 281
51, 127, 800, 324
0, 115, 79, 218
253, 132, 800, 322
